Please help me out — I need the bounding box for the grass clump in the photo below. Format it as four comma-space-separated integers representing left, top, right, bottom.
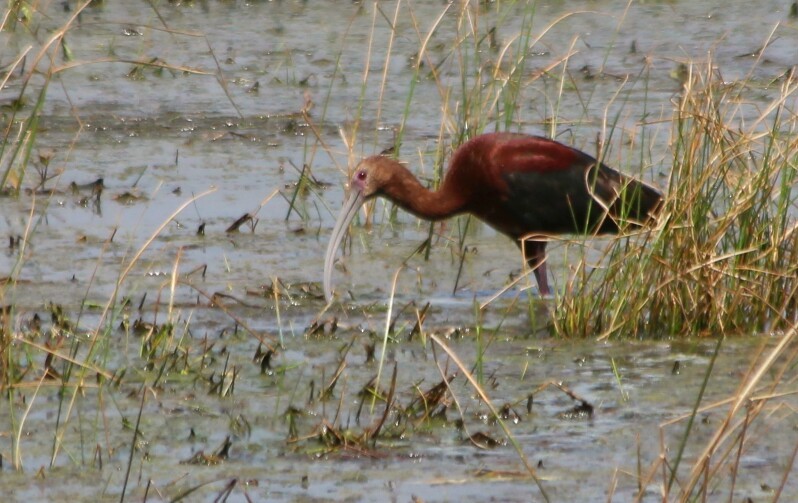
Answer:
555, 62, 798, 338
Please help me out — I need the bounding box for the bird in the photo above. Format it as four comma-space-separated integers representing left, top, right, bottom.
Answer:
324, 132, 663, 302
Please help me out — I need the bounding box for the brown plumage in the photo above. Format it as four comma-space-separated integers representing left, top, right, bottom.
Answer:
324, 132, 662, 300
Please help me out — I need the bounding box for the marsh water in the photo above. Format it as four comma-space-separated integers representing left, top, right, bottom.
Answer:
1, 1, 797, 501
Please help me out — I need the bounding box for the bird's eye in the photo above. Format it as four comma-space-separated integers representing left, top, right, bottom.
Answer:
356, 170, 367, 181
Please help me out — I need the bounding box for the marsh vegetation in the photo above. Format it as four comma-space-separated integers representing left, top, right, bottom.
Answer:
1, 1, 797, 501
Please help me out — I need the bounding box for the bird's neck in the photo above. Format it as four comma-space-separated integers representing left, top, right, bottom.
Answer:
381, 162, 465, 221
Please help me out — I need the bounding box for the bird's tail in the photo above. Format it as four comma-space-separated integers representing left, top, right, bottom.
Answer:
615, 178, 664, 227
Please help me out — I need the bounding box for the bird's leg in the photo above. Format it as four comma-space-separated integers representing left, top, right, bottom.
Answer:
523, 240, 550, 296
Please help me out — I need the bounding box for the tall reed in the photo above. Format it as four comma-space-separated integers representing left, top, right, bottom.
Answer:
554, 63, 798, 338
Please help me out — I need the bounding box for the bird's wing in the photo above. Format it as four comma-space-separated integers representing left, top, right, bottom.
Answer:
477, 134, 659, 235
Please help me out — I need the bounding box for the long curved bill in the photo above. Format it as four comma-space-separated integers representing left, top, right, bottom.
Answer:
324, 190, 365, 303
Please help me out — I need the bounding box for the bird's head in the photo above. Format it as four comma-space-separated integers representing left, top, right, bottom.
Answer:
324, 155, 399, 303
348, 155, 398, 199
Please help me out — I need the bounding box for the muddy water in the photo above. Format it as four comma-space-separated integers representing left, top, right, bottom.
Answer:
1, 1, 797, 501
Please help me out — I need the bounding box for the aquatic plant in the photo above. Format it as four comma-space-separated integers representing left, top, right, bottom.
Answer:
553, 61, 798, 338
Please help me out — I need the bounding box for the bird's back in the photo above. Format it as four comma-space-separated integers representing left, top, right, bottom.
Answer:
444, 133, 662, 239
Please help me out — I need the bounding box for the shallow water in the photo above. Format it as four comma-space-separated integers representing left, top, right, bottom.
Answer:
1, 1, 797, 501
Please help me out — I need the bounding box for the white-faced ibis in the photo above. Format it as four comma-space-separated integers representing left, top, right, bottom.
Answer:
324, 132, 662, 301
